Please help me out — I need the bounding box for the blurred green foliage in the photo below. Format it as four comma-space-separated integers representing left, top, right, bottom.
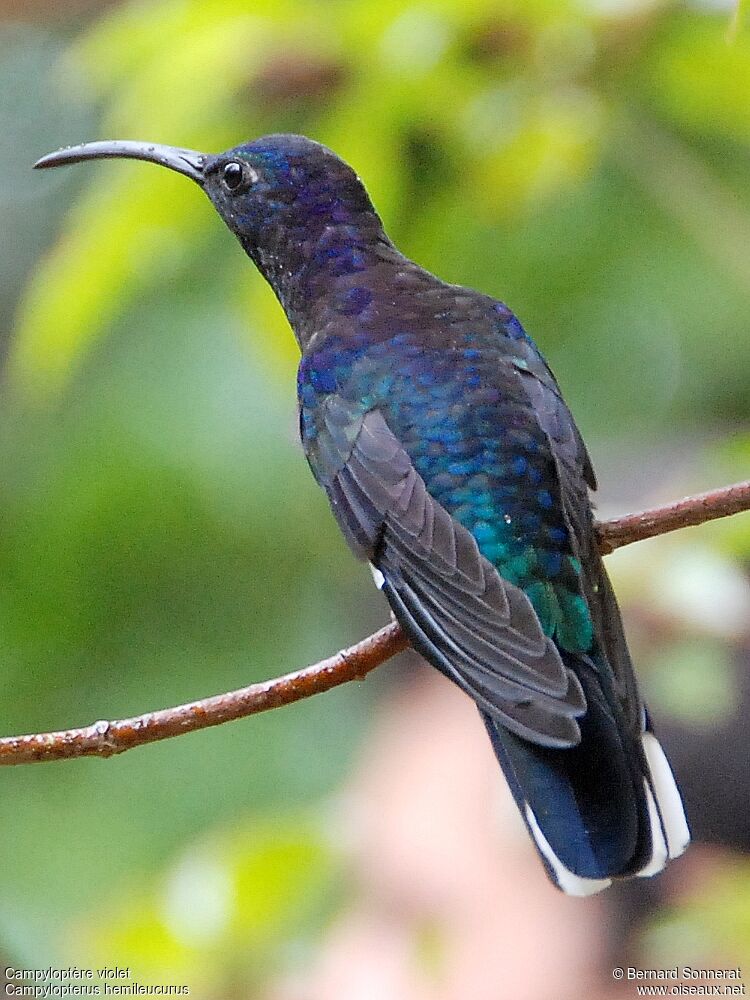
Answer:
9, 0, 750, 434
71, 814, 340, 995
647, 861, 750, 969
0, 0, 749, 992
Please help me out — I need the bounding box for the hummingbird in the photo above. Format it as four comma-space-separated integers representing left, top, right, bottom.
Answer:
35, 135, 689, 894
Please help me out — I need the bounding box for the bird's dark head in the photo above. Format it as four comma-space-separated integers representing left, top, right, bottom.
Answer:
35, 134, 386, 322
202, 134, 379, 249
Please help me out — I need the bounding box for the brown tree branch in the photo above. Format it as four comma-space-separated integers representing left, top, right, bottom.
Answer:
1, 480, 748, 767
596, 479, 750, 553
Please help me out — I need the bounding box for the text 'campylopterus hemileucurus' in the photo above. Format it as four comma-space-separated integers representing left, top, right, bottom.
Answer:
34, 135, 690, 894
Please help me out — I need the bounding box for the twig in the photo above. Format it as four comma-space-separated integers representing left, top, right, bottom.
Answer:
0, 622, 409, 766
1, 480, 748, 767
596, 480, 750, 553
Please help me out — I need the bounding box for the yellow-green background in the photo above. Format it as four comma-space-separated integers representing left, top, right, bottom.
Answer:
0, 0, 749, 994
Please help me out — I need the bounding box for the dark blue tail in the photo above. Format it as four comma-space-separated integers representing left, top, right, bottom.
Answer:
482, 654, 663, 892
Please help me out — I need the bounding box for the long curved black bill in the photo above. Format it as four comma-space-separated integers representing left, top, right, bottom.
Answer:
33, 140, 206, 184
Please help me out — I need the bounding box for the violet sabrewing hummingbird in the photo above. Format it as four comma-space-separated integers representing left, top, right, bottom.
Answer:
34, 135, 690, 894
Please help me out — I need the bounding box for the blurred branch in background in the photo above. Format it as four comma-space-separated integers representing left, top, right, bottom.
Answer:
1, 479, 747, 767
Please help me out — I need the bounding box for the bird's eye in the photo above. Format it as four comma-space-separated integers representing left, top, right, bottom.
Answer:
221, 161, 254, 193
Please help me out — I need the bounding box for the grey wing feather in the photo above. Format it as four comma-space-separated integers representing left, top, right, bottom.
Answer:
308, 397, 586, 748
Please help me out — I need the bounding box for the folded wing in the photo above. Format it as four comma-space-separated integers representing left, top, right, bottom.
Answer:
309, 397, 586, 748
